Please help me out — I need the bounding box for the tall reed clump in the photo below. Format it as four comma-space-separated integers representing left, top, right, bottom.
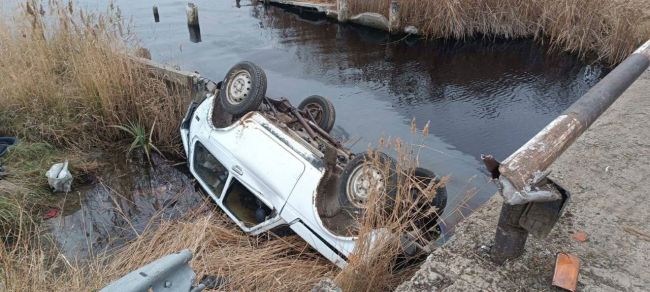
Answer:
336, 123, 451, 291
349, 0, 650, 65
0, 1, 189, 154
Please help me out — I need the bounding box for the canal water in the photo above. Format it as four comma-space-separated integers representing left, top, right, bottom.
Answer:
33, 0, 606, 255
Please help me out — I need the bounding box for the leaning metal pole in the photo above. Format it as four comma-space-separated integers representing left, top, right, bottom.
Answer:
489, 40, 650, 263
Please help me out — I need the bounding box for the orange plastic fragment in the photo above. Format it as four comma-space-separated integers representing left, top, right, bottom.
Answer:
571, 231, 588, 242
552, 253, 580, 292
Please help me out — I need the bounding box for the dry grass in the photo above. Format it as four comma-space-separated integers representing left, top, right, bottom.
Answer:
0, 1, 188, 154
1, 209, 337, 291
336, 126, 449, 291
349, 0, 650, 65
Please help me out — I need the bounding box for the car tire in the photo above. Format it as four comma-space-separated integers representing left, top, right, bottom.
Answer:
408, 167, 447, 241
412, 167, 447, 212
218, 61, 267, 116
338, 152, 398, 214
298, 95, 336, 133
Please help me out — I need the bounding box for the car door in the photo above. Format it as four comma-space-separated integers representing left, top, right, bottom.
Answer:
190, 139, 285, 235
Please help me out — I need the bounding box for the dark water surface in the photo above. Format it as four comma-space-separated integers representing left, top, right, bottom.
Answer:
48, 155, 204, 259
49, 0, 605, 242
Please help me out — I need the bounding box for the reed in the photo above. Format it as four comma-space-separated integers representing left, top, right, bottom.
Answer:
349, 0, 650, 65
0, 1, 188, 155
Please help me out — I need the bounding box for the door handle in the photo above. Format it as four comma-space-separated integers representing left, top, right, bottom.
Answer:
231, 165, 243, 176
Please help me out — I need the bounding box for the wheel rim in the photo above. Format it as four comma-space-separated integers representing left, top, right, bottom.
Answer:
346, 163, 385, 208
226, 70, 252, 105
304, 102, 324, 124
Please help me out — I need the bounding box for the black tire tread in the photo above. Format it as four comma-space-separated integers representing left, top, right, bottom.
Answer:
218, 61, 267, 116
298, 95, 336, 133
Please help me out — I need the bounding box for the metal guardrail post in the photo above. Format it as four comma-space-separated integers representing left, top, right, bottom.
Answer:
485, 40, 650, 264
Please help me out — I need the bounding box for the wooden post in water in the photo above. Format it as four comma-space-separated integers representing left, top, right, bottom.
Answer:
153, 6, 160, 22
186, 3, 199, 27
337, 0, 349, 22
389, 0, 400, 33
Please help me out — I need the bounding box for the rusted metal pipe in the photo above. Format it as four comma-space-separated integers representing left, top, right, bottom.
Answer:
489, 40, 650, 263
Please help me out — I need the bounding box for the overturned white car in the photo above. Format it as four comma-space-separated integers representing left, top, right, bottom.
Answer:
181, 61, 446, 268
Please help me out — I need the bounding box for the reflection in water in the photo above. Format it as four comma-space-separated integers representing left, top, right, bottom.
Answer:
48, 156, 203, 259
253, 4, 607, 159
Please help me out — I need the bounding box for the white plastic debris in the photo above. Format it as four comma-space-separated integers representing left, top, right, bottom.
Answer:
46, 160, 73, 193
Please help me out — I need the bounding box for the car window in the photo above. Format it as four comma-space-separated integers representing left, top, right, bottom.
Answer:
223, 179, 273, 228
193, 142, 228, 198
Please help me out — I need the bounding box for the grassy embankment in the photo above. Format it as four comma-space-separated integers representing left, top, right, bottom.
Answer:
348, 0, 650, 65
0, 1, 446, 291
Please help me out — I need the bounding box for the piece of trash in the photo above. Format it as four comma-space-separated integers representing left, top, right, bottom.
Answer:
0, 136, 18, 158
605, 166, 610, 172
43, 208, 60, 219
571, 231, 588, 242
552, 252, 580, 292
46, 160, 73, 193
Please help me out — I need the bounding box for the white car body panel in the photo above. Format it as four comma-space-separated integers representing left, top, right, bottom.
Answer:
182, 95, 356, 268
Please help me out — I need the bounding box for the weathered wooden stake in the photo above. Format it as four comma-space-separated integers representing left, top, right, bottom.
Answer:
186, 3, 199, 27
188, 25, 202, 43
337, 0, 349, 22
153, 6, 160, 23
389, 0, 400, 33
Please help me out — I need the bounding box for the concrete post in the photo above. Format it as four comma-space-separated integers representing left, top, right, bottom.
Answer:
389, 0, 400, 33
153, 6, 159, 23
186, 3, 199, 27
337, 0, 349, 22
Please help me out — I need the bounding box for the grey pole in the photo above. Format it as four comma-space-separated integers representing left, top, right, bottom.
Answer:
488, 40, 650, 264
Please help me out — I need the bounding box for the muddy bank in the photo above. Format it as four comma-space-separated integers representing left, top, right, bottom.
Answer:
397, 69, 650, 291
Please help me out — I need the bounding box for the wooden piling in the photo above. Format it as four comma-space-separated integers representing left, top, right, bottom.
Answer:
153, 6, 160, 23
389, 0, 400, 33
186, 3, 199, 27
337, 0, 349, 22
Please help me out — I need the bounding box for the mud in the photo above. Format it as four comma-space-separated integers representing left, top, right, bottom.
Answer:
397, 69, 650, 291
47, 155, 204, 260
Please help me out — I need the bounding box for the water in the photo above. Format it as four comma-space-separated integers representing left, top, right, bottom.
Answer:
52, 0, 605, 242
48, 155, 204, 259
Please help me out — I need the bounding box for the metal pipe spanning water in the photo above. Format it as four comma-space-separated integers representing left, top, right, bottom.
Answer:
484, 39, 650, 264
